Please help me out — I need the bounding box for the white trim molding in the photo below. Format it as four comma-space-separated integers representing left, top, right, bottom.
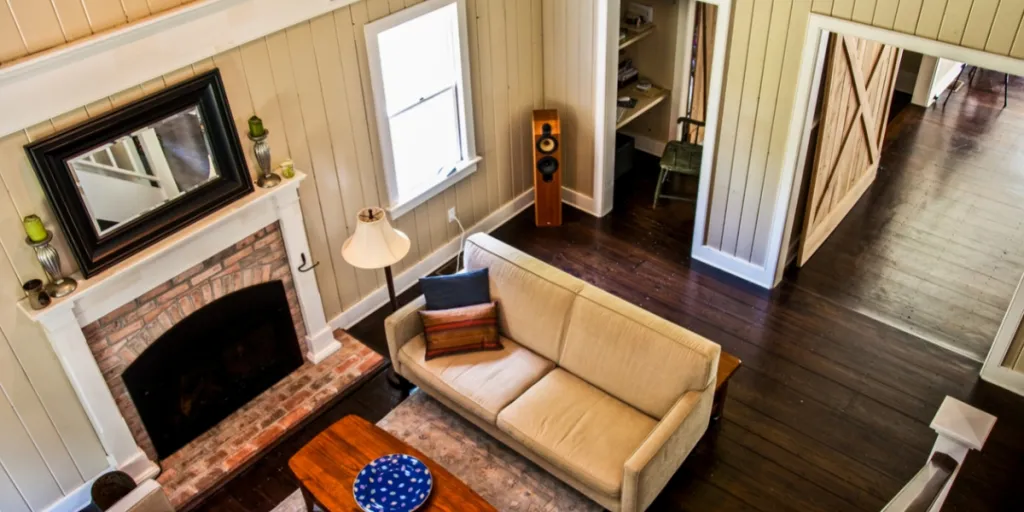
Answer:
561, 187, 598, 216
982, 274, 1024, 396
17, 173, 339, 485
767, 13, 1024, 288
0, 0, 360, 139
331, 189, 534, 329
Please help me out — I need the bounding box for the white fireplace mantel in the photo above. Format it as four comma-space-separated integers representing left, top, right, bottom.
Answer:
17, 172, 341, 482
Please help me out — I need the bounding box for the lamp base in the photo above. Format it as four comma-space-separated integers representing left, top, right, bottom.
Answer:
257, 172, 282, 189
46, 277, 77, 298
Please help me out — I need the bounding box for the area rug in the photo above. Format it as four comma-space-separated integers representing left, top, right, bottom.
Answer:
273, 391, 600, 511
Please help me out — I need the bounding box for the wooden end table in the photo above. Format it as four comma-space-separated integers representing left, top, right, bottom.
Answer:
712, 351, 741, 421
289, 415, 496, 512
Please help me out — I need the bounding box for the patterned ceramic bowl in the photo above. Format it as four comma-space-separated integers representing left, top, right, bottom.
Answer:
353, 454, 433, 512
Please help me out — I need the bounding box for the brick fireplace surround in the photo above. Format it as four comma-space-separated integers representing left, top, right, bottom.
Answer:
82, 222, 385, 507
84, 222, 304, 460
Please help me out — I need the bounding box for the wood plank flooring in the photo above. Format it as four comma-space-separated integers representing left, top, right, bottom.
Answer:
792, 70, 1024, 360
195, 148, 1023, 511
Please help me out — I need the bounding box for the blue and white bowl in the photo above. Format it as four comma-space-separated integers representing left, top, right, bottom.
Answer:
352, 454, 433, 512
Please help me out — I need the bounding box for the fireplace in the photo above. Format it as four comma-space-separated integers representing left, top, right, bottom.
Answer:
122, 280, 303, 459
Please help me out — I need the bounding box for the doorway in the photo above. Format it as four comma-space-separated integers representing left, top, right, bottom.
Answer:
778, 19, 1024, 375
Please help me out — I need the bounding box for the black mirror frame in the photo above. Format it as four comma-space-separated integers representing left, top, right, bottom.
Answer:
25, 70, 254, 279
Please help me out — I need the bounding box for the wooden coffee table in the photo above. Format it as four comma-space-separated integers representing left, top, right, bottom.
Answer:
289, 415, 496, 512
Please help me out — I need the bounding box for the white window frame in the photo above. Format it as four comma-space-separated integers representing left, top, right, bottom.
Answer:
365, 0, 480, 219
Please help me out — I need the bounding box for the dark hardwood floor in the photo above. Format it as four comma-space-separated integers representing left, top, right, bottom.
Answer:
196, 149, 1023, 511
792, 69, 1024, 360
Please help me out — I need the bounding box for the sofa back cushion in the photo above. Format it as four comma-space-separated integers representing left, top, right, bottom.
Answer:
464, 234, 583, 361
559, 285, 721, 419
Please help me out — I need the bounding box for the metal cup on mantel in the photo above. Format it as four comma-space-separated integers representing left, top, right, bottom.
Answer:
248, 115, 281, 189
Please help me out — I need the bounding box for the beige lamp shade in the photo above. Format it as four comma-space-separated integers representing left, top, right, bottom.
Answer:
341, 207, 410, 269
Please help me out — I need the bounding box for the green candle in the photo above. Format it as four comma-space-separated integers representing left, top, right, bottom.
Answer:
24, 215, 47, 243
248, 115, 266, 138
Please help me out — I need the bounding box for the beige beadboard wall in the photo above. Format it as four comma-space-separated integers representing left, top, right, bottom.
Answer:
0, 0, 200, 64
0, 0, 542, 509
705, 0, 1024, 268
542, 0, 596, 197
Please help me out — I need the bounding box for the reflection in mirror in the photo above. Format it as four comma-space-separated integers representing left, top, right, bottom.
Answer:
68, 106, 220, 237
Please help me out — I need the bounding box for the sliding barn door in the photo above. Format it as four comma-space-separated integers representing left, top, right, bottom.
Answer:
798, 35, 901, 265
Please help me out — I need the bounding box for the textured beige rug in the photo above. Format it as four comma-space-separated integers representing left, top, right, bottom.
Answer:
274, 391, 600, 511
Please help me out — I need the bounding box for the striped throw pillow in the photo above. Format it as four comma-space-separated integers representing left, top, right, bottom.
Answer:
419, 302, 501, 360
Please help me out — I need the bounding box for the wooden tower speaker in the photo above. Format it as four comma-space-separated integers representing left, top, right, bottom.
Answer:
532, 110, 562, 226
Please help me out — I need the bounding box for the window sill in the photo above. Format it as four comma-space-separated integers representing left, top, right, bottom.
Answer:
388, 156, 481, 219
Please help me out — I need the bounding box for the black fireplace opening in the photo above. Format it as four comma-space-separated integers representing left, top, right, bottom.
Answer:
122, 280, 303, 459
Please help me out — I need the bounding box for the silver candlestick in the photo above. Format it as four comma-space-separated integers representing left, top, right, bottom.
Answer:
27, 230, 77, 298
249, 131, 281, 189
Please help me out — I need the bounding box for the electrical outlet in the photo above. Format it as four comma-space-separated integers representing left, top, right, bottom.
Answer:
448, 207, 457, 223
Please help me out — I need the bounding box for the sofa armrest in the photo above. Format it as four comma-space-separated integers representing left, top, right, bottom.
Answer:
384, 295, 427, 374
621, 385, 714, 512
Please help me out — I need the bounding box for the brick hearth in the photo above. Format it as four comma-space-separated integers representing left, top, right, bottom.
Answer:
83, 222, 306, 460
158, 333, 383, 508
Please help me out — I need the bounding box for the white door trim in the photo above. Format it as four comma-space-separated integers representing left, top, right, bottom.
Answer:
982, 274, 1024, 396
765, 13, 1024, 289
0, 0, 359, 139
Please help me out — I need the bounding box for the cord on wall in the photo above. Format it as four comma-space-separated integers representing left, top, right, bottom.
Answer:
448, 207, 466, 273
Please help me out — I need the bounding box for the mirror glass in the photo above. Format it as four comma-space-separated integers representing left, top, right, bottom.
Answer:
67, 106, 220, 237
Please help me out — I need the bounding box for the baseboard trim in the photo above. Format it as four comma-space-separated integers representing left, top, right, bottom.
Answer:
561, 187, 598, 216
329, 189, 535, 330
43, 468, 110, 512
692, 245, 774, 289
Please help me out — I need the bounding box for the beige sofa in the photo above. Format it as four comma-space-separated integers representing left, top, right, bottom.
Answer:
385, 234, 721, 511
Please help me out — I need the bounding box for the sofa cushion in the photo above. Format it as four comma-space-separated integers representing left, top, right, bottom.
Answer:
558, 284, 721, 418
399, 335, 554, 423
496, 369, 657, 498
420, 302, 501, 360
419, 268, 491, 310
464, 234, 584, 361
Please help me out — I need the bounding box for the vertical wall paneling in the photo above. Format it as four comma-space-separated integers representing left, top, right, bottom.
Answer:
80, 0, 128, 32
719, 0, 771, 255
121, 0, 152, 22
463, 0, 488, 226
705, 0, 754, 249
0, 384, 61, 510
870, 0, 898, 29
831, 0, 854, 19
489, 0, 511, 206
285, 22, 363, 308
985, 0, 1024, 55
146, 0, 182, 13
6, 0, 64, 54
504, 0, 523, 199
850, 0, 876, 24
50, 0, 92, 41
264, 30, 344, 317
734, 0, 793, 261
892, 0, 924, 34
0, 5, 27, 63
914, 0, 948, 39
960, 0, 1001, 50
811, 1, 834, 15
0, 460, 29, 512
936, 0, 972, 44
472, 0, 498, 218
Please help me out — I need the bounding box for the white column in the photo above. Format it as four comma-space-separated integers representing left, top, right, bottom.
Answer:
40, 305, 158, 482
272, 185, 341, 363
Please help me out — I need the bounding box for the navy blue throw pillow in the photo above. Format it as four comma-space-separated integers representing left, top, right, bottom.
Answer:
419, 268, 491, 310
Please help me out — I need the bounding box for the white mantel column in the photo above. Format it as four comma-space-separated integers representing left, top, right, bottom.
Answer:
272, 186, 341, 363
42, 306, 159, 482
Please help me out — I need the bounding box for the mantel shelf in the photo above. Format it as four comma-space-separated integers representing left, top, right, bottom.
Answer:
19, 172, 307, 325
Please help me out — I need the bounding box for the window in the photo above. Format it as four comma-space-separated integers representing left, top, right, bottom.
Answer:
365, 0, 479, 218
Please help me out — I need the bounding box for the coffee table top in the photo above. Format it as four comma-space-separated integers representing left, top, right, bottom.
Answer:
289, 415, 496, 512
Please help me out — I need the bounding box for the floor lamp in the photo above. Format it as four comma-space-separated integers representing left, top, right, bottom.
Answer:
341, 207, 411, 313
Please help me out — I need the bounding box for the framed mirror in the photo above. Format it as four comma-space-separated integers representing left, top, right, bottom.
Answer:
26, 70, 254, 278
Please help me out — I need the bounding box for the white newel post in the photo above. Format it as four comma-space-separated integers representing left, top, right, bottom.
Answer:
272, 186, 341, 363
926, 396, 997, 512
42, 306, 159, 481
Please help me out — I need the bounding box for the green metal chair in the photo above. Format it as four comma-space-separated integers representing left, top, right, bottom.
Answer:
653, 117, 704, 208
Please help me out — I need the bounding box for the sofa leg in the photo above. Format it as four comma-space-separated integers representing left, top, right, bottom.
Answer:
386, 366, 414, 398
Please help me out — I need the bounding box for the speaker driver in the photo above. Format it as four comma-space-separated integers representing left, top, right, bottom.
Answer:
537, 136, 558, 154
537, 156, 559, 182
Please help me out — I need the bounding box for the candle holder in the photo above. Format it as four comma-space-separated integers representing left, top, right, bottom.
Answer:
26, 230, 77, 298
248, 130, 281, 189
